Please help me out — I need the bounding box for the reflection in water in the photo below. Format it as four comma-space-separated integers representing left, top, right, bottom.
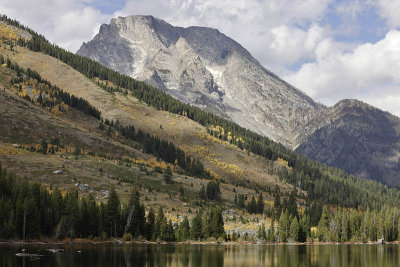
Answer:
1, 243, 400, 267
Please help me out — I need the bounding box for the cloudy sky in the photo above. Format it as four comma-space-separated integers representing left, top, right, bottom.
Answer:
1, 0, 400, 116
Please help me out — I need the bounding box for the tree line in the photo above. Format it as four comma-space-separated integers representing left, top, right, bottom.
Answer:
0, 164, 224, 241
257, 205, 400, 243
2, 163, 400, 243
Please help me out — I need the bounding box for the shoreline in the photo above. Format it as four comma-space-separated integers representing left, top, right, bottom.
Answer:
1, 239, 399, 246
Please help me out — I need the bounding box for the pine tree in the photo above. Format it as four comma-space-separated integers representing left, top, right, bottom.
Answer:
238, 194, 245, 208
278, 211, 289, 242
289, 217, 299, 242
298, 214, 310, 242
87, 194, 99, 237
258, 224, 266, 240
206, 181, 221, 201
268, 219, 275, 242
159, 216, 168, 241
199, 185, 206, 200
247, 196, 257, 214
317, 206, 331, 241
273, 187, 282, 219
105, 186, 120, 237
208, 208, 225, 239
40, 139, 48, 154
145, 208, 155, 240
152, 207, 165, 241
257, 193, 264, 214
190, 211, 203, 240
341, 210, 350, 242
165, 219, 175, 242
178, 216, 190, 241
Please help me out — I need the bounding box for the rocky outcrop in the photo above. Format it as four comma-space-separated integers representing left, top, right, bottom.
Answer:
77, 15, 324, 148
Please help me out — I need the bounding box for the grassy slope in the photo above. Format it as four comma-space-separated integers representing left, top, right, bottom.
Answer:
1, 45, 292, 193
0, 43, 286, 232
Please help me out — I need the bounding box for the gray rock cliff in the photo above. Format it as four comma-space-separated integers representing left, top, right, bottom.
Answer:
77, 15, 324, 148
77, 15, 400, 186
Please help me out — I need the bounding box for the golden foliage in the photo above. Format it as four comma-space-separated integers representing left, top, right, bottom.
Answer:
11, 78, 69, 114
0, 23, 18, 41
276, 157, 289, 168
0, 21, 31, 42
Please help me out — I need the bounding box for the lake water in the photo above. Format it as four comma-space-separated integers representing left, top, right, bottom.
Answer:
1, 243, 399, 267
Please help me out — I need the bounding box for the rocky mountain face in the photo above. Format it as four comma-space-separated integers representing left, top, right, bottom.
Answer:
78, 15, 400, 186
77, 15, 323, 148
296, 99, 400, 186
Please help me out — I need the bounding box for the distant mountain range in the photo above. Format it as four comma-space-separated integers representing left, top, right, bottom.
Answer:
77, 15, 400, 186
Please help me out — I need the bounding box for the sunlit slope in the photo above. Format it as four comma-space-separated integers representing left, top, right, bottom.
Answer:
2, 45, 290, 191
0, 61, 268, 212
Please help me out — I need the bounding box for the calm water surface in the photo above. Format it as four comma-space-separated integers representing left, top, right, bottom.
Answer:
1, 243, 399, 267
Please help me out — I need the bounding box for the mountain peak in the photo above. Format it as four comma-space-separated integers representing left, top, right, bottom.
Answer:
77, 15, 322, 148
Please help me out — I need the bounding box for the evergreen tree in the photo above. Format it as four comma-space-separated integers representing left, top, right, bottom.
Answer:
128, 190, 145, 237
40, 139, 48, 154
258, 224, 266, 240
268, 219, 275, 242
257, 193, 264, 214
65, 190, 79, 238
317, 206, 331, 241
247, 196, 257, 214
208, 208, 225, 239
278, 211, 290, 242
165, 219, 175, 242
152, 207, 165, 241
145, 208, 155, 241
273, 187, 282, 219
298, 215, 310, 242
105, 186, 120, 238
289, 217, 299, 242
178, 216, 190, 241
190, 211, 203, 240
199, 185, 206, 200
238, 194, 245, 208
206, 182, 221, 201
159, 216, 168, 241
87, 194, 99, 237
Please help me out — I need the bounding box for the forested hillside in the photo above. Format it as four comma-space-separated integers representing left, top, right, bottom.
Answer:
1, 15, 400, 243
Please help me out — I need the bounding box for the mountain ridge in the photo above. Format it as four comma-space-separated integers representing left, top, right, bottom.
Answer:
78, 15, 324, 148
77, 15, 400, 186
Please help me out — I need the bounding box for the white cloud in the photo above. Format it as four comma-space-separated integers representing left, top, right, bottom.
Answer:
285, 30, 400, 117
269, 24, 326, 67
0, 0, 109, 52
116, 0, 332, 70
375, 0, 400, 28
